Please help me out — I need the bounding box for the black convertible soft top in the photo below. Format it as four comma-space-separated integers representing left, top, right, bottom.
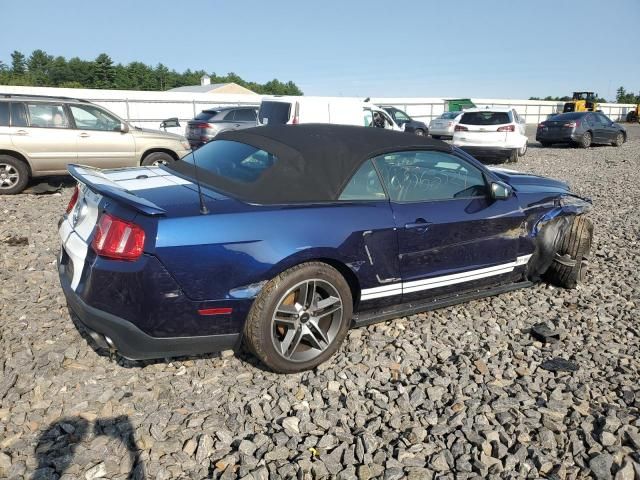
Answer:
171, 123, 452, 204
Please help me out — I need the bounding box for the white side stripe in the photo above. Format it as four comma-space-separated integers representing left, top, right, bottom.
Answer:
361, 254, 532, 301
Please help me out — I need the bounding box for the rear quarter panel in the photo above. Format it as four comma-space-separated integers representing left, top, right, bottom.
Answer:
153, 201, 399, 306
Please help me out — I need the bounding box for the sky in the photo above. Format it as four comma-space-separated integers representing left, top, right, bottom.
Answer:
1, 0, 639, 100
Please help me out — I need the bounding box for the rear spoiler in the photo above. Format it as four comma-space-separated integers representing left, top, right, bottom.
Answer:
68, 164, 166, 216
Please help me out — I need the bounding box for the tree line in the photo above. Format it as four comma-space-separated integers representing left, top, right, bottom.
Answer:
0, 50, 303, 95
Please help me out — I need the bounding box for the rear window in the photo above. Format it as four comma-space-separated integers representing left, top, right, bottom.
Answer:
258, 101, 291, 125
180, 140, 276, 183
195, 110, 220, 121
460, 111, 511, 125
0, 103, 8, 126
551, 112, 584, 121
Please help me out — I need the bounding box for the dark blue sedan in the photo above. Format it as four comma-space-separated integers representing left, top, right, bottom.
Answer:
58, 124, 593, 372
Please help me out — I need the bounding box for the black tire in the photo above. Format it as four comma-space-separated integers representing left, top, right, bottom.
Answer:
243, 262, 353, 373
612, 132, 625, 147
544, 215, 593, 289
414, 129, 426, 136
507, 149, 518, 163
141, 151, 174, 166
540, 141, 552, 148
431, 135, 441, 140
579, 131, 592, 148
626, 111, 638, 123
518, 142, 528, 157
0, 155, 30, 195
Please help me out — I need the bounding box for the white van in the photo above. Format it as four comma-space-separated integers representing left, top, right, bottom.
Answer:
257, 96, 402, 131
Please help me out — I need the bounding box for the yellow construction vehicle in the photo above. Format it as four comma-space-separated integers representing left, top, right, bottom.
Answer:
563, 92, 599, 113
626, 104, 639, 123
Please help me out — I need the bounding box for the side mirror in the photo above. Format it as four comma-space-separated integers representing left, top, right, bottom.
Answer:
120, 122, 129, 133
491, 181, 512, 200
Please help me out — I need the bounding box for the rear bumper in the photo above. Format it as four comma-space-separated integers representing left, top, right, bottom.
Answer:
458, 146, 514, 158
536, 131, 580, 143
59, 259, 241, 360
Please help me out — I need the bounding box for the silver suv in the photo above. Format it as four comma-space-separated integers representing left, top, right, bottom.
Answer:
0, 94, 191, 194
186, 106, 258, 149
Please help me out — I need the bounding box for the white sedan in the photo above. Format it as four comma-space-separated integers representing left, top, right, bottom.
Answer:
429, 111, 463, 139
452, 107, 528, 163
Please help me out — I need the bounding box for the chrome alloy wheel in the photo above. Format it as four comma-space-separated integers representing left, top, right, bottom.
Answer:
0, 163, 19, 189
271, 279, 343, 362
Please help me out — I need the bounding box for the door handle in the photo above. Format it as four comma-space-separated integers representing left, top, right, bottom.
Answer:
405, 218, 432, 230
15, 130, 28, 136
79, 132, 90, 138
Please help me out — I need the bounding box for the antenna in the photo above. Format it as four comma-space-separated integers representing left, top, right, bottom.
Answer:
191, 147, 209, 215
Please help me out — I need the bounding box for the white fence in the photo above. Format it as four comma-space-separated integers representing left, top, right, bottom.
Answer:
1, 86, 636, 131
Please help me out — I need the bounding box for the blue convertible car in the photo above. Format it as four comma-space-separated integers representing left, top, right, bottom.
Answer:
58, 124, 593, 372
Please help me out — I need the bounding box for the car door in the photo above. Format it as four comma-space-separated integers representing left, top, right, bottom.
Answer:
9, 101, 78, 174
68, 103, 136, 168
372, 149, 526, 303
595, 113, 616, 143
232, 108, 258, 130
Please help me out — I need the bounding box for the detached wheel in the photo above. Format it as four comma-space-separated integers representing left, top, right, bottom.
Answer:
544, 215, 593, 289
613, 132, 625, 147
244, 262, 353, 373
141, 152, 173, 166
414, 129, 426, 136
579, 131, 592, 148
0, 155, 29, 195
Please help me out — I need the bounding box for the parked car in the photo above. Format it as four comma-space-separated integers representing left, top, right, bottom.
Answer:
452, 107, 528, 163
536, 111, 626, 148
257, 96, 402, 131
381, 106, 428, 135
428, 111, 464, 139
0, 94, 190, 194
159, 117, 183, 135
186, 106, 258, 149
58, 124, 593, 373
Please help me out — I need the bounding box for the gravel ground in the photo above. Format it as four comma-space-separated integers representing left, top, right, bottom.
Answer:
1, 126, 639, 480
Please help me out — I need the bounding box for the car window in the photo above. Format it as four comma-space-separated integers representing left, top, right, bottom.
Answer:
441, 112, 460, 119
180, 140, 276, 183
69, 104, 121, 131
460, 111, 511, 125
235, 109, 257, 122
195, 110, 219, 121
10, 103, 28, 127
373, 150, 487, 202
26, 103, 69, 128
596, 113, 612, 125
392, 109, 410, 121
0, 103, 8, 127
223, 110, 237, 121
258, 102, 291, 125
339, 160, 386, 201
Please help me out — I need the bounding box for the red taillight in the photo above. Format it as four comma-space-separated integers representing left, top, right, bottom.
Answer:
454, 125, 468, 132
197, 123, 212, 129
538, 123, 546, 129
92, 213, 145, 261
497, 125, 515, 132
198, 307, 233, 316
292, 102, 300, 125
66, 185, 80, 214
563, 121, 578, 128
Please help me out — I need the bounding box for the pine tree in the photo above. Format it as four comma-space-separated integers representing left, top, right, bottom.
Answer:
10, 51, 26, 75
93, 53, 115, 88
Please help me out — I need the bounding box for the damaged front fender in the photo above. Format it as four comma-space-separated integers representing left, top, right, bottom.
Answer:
527, 194, 592, 280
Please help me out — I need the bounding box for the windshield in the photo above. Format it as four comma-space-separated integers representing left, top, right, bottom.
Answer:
177, 140, 277, 184
460, 111, 511, 125
258, 101, 291, 125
